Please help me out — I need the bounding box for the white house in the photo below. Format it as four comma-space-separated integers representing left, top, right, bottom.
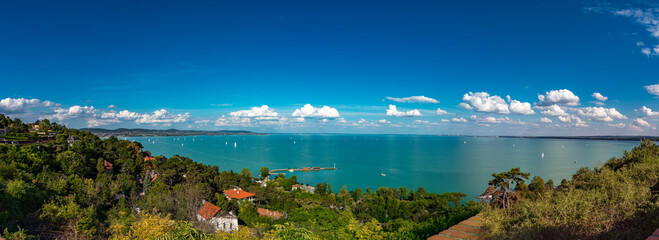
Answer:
196, 200, 238, 232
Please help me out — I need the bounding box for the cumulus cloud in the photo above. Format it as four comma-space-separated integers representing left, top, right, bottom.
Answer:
638, 106, 659, 117
386, 105, 422, 117
436, 108, 448, 115
537, 89, 580, 106
50, 105, 98, 120
292, 104, 340, 118
451, 118, 468, 123
0, 98, 58, 113
136, 109, 190, 124
592, 92, 608, 102
538, 105, 568, 116
461, 92, 509, 114
378, 119, 391, 124
507, 96, 535, 115
460, 92, 534, 115
557, 115, 588, 127
631, 118, 651, 128
386, 96, 439, 104
571, 107, 626, 122
645, 83, 659, 96
107, 105, 116, 109
540, 117, 553, 123
229, 105, 279, 120
101, 110, 141, 120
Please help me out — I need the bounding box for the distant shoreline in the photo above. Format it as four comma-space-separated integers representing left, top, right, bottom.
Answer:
81, 128, 263, 137
497, 136, 659, 141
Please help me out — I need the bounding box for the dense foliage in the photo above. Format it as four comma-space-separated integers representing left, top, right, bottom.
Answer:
0, 115, 480, 239
482, 140, 659, 239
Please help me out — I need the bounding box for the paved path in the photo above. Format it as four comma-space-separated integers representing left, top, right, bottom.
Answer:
428, 213, 483, 240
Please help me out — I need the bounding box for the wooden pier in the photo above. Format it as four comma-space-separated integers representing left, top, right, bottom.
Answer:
269, 166, 337, 174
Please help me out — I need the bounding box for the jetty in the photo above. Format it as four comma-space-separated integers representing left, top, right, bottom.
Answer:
269, 166, 337, 174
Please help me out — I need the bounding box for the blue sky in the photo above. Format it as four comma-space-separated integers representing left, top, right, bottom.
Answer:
1, 0, 659, 135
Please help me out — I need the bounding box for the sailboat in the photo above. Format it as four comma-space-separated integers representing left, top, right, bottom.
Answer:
541, 153, 545, 158
234, 142, 237, 148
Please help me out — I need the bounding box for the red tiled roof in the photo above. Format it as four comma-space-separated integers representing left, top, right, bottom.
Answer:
224, 188, 255, 199
144, 156, 156, 161
197, 201, 221, 220
257, 208, 283, 219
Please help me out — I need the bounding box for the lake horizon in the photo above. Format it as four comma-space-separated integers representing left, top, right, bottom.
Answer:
126, 134, 637, 201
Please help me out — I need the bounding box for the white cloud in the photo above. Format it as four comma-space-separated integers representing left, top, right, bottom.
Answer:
571, 107, 626, 122
507, 97, 535, 115
469, 115, 525, 125
101, 110, 141, 120
538, 89, 580, 106
592, 92, 608, 101
538, 105, 568, 116
229, 105, 279, 120
50, 105, 97, 120
292, 104, 340, 118
413, 120, 439, 126
639, 106, 659, 117
608, 8, 659, 56
107, 105, 116, 109
0, 98, 57, 113
451, 117, 468, 123
461, 92, 509, 114
631, 118, 651, 128
378, 119, 390, 124
458, 103, 473, 110
540, 117, 553, 123
386, 96, 439, 103
642, 48, 653, 56
436, 108, 448, 115
440, 119, 450, 122
557, 115, 589, 127
386, 105, 422, 117
644, 83, 659, 96
136, 109, 190, 124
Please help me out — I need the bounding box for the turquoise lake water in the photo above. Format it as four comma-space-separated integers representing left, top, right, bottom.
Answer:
126, 135, 638, 200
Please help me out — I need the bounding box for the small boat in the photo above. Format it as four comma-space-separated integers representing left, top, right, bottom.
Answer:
288, 169, 294, 172
181, 144, 184, 146
234, 142, 237, 148
293, 141, 296, 144
225, 141, 228, 145
381, 173, 386, 177
464, 141, 467, 144
541, 153, 544, 158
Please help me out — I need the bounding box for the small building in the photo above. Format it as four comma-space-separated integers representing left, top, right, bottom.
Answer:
223, 188, 256, 202
67, 136, 80, 145
196, 200, 238, 232
257, 208, 283, 219
292, 184, 316, 194
143, 156, 156, 161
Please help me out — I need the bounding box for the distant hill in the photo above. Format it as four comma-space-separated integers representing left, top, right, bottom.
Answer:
499, 135, 659, 141
81, 128, 262, 137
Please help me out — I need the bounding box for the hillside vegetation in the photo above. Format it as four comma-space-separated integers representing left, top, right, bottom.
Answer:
482, 140, 659, 239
